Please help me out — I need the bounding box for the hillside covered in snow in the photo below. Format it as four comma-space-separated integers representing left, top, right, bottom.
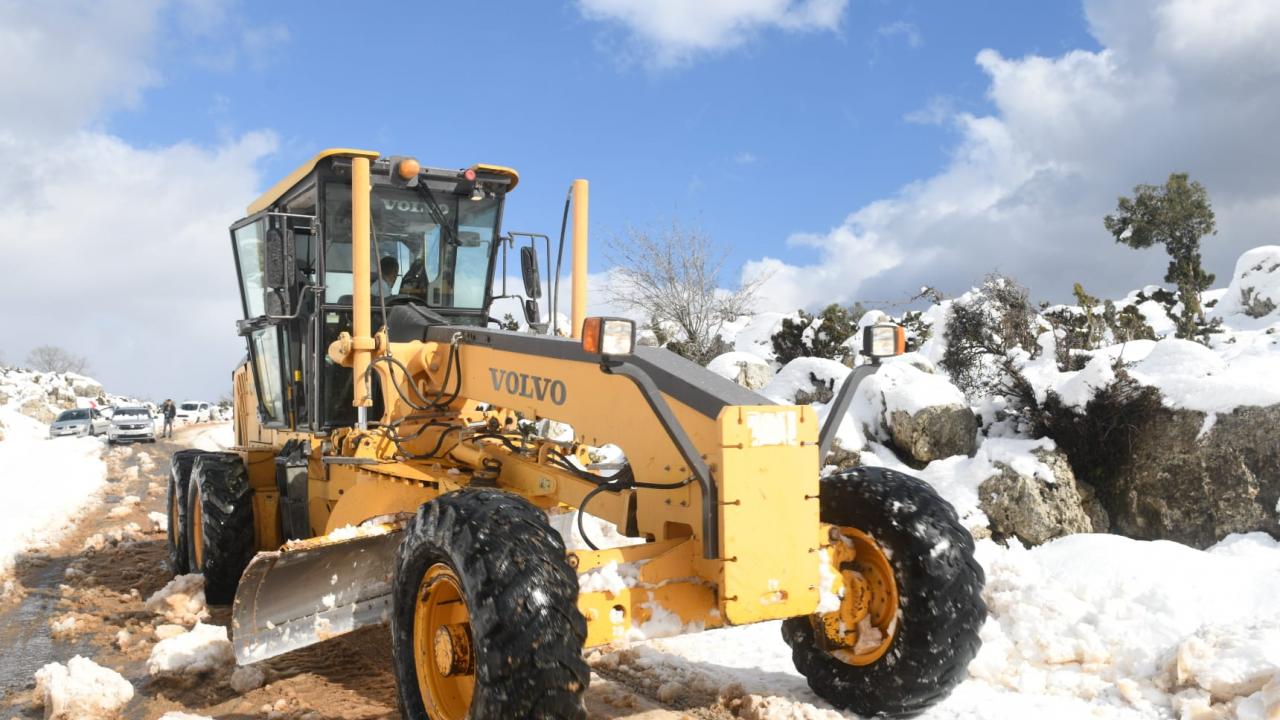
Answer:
609, 245, 1280, 718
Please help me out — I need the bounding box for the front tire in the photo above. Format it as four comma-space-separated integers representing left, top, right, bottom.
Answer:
782, 467, 986, 718
185, 452, 255, 604
391, 490, 589, 719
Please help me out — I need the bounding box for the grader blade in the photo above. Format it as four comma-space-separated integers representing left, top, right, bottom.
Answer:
231, 526, 403, 664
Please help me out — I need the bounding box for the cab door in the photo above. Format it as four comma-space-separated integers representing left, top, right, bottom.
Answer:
231, 214, 291, 429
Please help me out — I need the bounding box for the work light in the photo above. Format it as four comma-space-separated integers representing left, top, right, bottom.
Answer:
581, 317, 636, 357
862, 322, 906, 358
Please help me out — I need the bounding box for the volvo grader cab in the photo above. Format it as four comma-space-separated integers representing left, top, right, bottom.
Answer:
165, 148, 986, 719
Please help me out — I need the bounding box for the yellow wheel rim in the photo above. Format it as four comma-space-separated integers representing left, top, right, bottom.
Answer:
815, 527, 899, 666
413, 563, 475, 719
191, 483, 204, 568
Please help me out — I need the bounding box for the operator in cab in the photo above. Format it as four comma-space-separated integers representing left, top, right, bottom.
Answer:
378, 255, 399, 296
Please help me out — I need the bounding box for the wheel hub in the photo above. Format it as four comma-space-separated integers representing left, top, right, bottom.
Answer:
433, 622, 474, 677
413, 563, 475, 719
813, 527, 899, 666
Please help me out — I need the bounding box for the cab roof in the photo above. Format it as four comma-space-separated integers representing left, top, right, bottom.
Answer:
245, 148, 520, 215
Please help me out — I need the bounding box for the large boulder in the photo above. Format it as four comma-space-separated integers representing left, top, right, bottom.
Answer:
979, 446, 1108, 545
20, 397, 55, 424
1104, 404, 1279, 548
1214, 245, 1280, 321
859, 361, 978, 465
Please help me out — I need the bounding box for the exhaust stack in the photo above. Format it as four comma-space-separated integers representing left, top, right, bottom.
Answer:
571, 178, 588, 338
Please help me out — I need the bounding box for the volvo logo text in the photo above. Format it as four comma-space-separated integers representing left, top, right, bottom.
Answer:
488, 368, 567, 406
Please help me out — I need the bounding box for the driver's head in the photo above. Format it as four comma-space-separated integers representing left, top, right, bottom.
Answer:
380, 255, 399, 283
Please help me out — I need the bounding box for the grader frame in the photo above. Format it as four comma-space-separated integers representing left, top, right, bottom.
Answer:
182, 148, 985, 718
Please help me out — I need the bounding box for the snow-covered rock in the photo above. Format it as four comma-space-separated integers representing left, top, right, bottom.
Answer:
706, 351, 775, 390
32, 655, 134, 719
1215, 245, 1280, 322
147, 621, 234, 676
858, 361, 978, 465
978, 446, 1107, 545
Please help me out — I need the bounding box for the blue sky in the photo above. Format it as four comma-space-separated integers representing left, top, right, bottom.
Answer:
108, 1, 1092, 288
6, 0, 1279, 400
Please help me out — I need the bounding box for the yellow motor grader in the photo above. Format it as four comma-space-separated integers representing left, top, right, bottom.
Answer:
165, 148, 985, 718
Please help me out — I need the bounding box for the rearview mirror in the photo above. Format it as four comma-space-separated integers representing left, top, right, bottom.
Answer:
520, 246, 542, 299
263, 226, 294, 316
456, 230, 483, 247
523, 298, 541, 327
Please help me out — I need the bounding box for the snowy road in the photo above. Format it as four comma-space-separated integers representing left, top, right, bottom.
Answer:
1, 423, 1278, 719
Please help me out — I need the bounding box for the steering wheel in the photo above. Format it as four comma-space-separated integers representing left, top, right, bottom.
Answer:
381, 294, 448, 324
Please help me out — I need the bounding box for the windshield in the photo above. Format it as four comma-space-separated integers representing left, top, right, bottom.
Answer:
114, 407, 148, 416
180, 403, 199, 411
323, 183, 498, 310
57, 409, 89, 421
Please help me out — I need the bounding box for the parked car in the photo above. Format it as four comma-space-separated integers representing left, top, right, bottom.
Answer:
108, 405, 156, 444
175, 400, 212, 424
49, 408, 110, 438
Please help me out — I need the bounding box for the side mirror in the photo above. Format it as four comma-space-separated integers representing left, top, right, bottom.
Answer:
263, 226, 294, 315
520, 246, 542, 299
523, 298, 541, 326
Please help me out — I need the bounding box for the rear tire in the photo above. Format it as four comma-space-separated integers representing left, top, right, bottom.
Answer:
167, 449, 207, 576
782, 467, 986, 718
185, 452, 255, 604
391, 489, 589, 719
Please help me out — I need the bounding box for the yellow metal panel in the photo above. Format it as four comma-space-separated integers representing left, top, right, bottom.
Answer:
325, 476, 439, 533
252, 490, 281, 551
246, 148, 379, 215
717, 405, 822, 624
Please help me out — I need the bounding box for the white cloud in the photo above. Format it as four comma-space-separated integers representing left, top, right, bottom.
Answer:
577, 0, 848, 67
0, 0, 276, 401
734, 151, 758, 165
878, 20, 922, 49
751, 0, 1280, 311
0, 0, 165, 138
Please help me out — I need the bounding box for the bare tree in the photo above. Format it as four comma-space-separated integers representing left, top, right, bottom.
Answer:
26, 345, 90, 375
606, 222, 764, 364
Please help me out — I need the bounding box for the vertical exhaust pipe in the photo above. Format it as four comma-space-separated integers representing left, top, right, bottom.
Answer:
571, 179, 589, 338
351, 156, 373, 427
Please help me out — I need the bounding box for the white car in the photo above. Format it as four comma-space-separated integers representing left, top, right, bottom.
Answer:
175, 401, 212, 424
108, 405, 156, 444
48, 407, 111, 438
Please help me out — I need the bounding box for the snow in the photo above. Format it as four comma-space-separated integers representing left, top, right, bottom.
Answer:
0, 406, 108, 578
1213, 245, 1280, 325
706, 350, 775, 385
719, 311, 791, 361
860, 360, 969, 417
32, 655, 134, 720
545, 506, 646, 551
185, 420, 234, 451
144, 573, 210, 626
147, 621, 235, 676
761, 357, 849, 405
600, 532, 1280, 719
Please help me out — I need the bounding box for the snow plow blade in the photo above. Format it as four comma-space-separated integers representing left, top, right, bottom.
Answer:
231, 521, 404, 665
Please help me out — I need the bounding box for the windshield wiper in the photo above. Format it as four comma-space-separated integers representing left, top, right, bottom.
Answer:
412, 182, 459, 247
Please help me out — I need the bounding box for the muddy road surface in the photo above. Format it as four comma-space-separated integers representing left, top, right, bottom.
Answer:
0, 427, 745, 720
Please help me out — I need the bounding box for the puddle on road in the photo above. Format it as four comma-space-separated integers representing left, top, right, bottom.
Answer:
0, 555, 98, 695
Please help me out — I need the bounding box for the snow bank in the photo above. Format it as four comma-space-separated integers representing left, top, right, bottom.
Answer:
185, 421, 234, 451
761, 357, 849, 405
147, 621, 234, 676
0, 407, 107, 577
719, 312, 791, 361
595, 532, 1280, 719
32, 655, 134, 719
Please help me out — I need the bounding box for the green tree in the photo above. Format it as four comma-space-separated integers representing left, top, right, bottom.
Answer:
1104, 173, 1217, 339
770, 303, 861, 365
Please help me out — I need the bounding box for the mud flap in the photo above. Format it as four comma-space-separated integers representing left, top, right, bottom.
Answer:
231, 522, 404, 665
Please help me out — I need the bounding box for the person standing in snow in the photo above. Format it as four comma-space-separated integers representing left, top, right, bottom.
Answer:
162, 399, 176, 438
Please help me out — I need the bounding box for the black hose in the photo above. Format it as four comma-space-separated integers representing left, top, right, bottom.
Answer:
553, 188, 570, 335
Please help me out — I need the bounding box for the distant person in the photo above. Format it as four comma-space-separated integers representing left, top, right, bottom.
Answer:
378, 256, 399, 297
162, 399, 176, 438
